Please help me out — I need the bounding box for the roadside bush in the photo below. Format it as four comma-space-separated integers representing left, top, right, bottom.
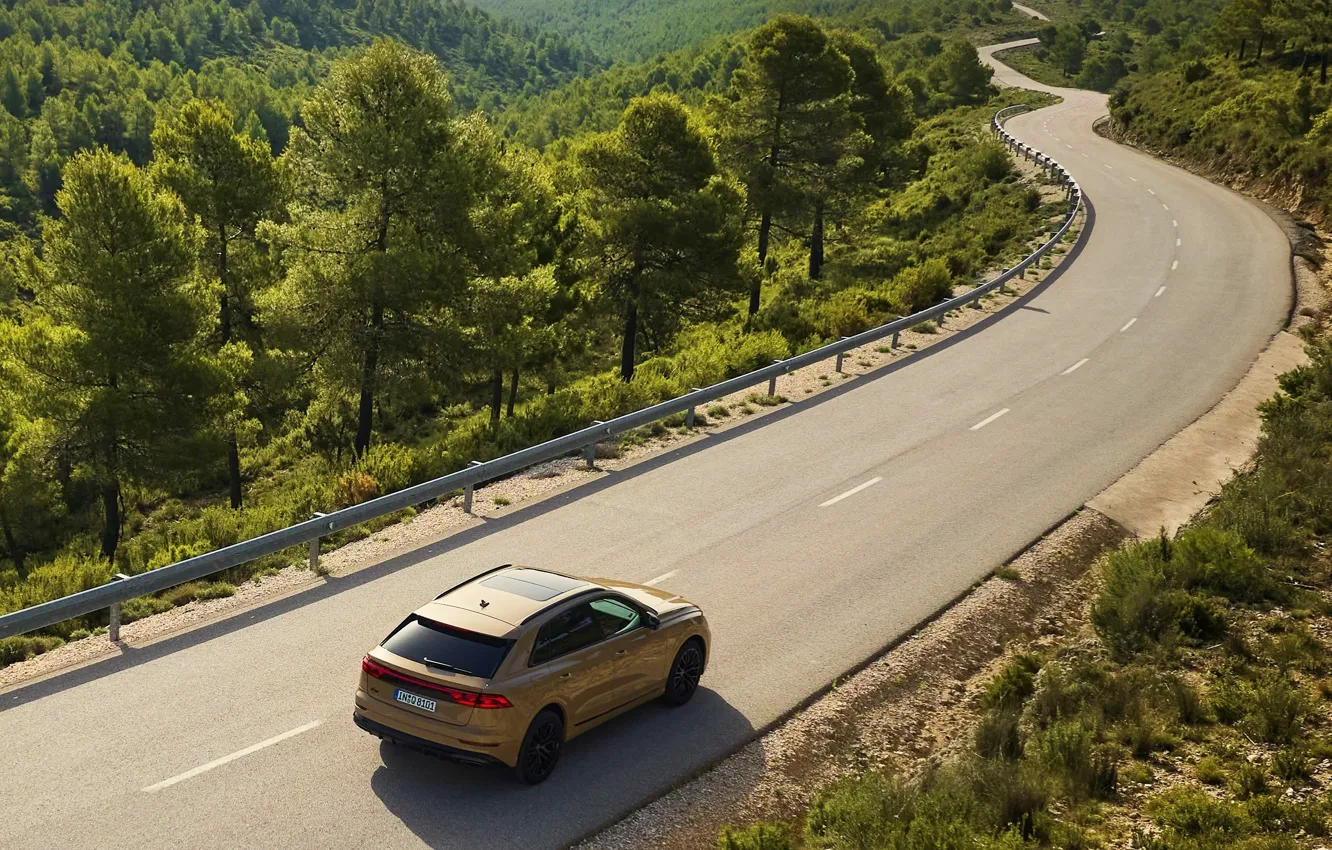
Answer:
717, 822, 794, 850
1035, 720, 1118, 801
0, 635, 64, 665
982, 653, 1042, 711
1246, 672, 1309, 744
976, 709, 1024, 761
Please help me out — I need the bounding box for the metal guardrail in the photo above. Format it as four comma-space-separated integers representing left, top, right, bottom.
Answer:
0, 105, 1082, 642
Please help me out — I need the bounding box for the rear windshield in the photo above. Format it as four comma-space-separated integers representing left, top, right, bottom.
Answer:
381, 615, 513, 679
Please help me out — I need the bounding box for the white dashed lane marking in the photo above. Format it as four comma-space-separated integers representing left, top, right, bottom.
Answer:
645, 570, 679, 587
1061, 359, 1089, 375
820, 477, 883, 508
142, 721, 323, 793
1120, 318, 1137, 332
970, 409, 1011, 431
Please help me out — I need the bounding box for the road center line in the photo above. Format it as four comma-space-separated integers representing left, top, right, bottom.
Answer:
1129, 176, 1138, 182
1172, 219, 1178, 227
1061, 358, 1089, 375
1156, 286, 1167, 297
1162, 204, 1169, 211
1171, 260, 1179, 270
1065, 144, 1072, 149
1147, 189, 1156, 195
820, 477, 883, 507
1120, 317, 1137, 332
645, 569, 679, 587
1104, 163, 1113, 169
1176, 237, 1182, 247
142, 720, 322, 793
969, 408, 1011, 431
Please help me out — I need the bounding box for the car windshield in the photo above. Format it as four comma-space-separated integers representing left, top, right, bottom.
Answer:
381, 615, 513, 679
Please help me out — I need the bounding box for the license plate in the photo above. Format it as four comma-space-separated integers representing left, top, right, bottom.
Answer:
394, 690, 437, 712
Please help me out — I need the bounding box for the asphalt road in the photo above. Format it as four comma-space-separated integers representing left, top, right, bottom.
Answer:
0, 46, 1291, 850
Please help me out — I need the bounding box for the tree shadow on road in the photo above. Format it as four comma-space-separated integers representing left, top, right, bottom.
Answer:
368, 688, 754, 850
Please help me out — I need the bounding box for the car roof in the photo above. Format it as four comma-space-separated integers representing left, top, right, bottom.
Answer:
415, 566, 597, 638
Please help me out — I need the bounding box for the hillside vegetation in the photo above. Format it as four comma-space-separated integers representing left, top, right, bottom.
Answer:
0, 5, 1064, 662
469, 0, 1036, 62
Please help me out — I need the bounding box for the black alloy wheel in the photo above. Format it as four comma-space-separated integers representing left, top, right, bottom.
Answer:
515, 709, 564, 785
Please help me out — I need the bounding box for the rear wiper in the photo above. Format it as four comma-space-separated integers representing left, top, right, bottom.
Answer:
423, 656, 477, 677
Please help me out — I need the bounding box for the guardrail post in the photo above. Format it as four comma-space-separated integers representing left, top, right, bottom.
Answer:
585, 422, 606, 469
767, 361, 782, 396
999, 269, 1009, 295
108, 573, 130, 642
308, 512, 328, 571
834, 338, 849, 372
891, 330, 900, 350
462, 460, 485, 513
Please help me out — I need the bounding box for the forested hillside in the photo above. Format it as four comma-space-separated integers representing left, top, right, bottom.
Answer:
470, 0, 1031, 61
0, 2, 1065, 663
0, 0, 598, 234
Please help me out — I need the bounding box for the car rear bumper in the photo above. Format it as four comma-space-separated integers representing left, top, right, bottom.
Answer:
354, 712, 507, 768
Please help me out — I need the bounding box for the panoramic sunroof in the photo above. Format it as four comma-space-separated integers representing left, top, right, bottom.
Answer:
479, 569, 586, 601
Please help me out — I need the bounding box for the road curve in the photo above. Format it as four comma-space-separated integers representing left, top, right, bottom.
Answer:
0, 47, 1290, 850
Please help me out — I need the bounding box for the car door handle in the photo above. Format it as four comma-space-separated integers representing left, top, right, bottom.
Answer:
615, 650, 628, 656
559, 672, 573, 679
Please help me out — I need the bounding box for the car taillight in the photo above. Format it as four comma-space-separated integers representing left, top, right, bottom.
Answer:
361, 655, 511, 709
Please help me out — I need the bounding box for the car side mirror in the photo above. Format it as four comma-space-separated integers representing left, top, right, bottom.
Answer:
644, 612, 661, 630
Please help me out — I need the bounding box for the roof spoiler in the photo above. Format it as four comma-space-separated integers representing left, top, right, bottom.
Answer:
435, 564, 512, 600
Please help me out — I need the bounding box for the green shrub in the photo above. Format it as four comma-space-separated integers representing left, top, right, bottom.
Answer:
1272, 747, 1311, 782
1231, 762, 1270, 800
1195, 756, 1226, 785
982, 654, 1042, 712
1035, 720, 1118, 800
717, 823, 793, 850
1246, 672, 1309, 744
976, 709, 1024, 761
121, 595, 175, 622
1148, 788, 1238, 837
0, 635, 65, 665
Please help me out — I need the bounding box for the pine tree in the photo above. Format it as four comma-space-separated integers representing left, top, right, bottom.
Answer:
270, 39, 473, 457
151, 99, 281, 509
575, 93, 746, 380
711, 16, 853, 313
2, 150, 222, 561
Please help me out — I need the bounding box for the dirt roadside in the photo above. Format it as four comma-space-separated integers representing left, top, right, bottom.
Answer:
0, 158, 1085, 693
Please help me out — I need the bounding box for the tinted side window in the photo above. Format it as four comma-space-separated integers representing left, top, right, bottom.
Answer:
531, 603, 603, 665
590, 597, 640, 637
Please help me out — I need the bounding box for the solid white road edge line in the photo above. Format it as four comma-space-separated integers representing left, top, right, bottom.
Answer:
1121, 318, 1138, 332
820, 477, 884, 507
645, 570, 679, 587
969, 409, 1011, 431
1061, 358, 1089, 375
142, 720, 323, 793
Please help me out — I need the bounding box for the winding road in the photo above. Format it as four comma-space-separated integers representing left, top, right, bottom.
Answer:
0, 43, 1291, 850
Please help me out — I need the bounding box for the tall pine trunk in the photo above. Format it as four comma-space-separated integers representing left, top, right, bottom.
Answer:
354, 300, 382, 457
808, 200, 825, 280
489, 369, 504, 427
100, 478, 121, 561
0, 505, 23, 575
1322, 51, 1328, 84
1257, 33, 1264, 59
620, 271, 642, 381
219, 230, 243, 510
752, 211, 772, 316
1238, 38, 1246, 60
355, 195, 391, 458
507, 367, 519, 417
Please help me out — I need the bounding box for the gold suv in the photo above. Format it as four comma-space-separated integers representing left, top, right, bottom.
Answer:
354, 565, 710, 783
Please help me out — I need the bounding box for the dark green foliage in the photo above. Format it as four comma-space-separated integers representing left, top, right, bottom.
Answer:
718, 822, 794, 850
471, 0, 1031, 62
